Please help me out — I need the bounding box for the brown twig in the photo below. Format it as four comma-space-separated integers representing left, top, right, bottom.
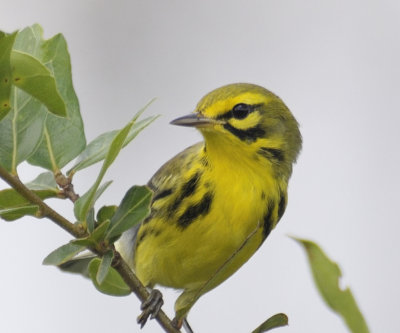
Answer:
0, 164, 180, 333
55, 171, 80, 202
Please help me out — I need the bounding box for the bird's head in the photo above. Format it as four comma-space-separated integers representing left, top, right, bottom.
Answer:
171, 83, 302, 176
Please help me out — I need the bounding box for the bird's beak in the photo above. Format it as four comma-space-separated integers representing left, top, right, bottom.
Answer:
170, 113, 222, 128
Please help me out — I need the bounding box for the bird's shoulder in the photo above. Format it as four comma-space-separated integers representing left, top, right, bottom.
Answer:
147, 142, 204, 198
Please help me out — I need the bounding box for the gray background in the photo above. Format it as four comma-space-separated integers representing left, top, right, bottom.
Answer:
1, 1, 399, 332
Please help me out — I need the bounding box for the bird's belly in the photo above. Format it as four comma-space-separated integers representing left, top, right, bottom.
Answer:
134, 187, 267, 291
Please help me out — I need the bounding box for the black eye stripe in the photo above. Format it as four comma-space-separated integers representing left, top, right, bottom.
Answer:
215, 103, 263, 121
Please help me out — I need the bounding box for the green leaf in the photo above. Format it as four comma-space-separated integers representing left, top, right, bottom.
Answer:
71, 238, 96, 247
91, 219, 111, 242
88, 258, 130, 296
0, 31, 17, 120
58, 255, 94, 278
0, 188, 59, 221
0, 27, 48, 173
87, 207, 95, 234
0, 87, 47, 173
11, 50, 66, 117
0, 172, 59, 221
74, 180, 112, 224
18, 24, 86, 171
292, 237, 370, 333
97, 205, 117, 223
43, 242, 86, 266
72, 219, 111, 246
106, 185, 152, 240
74, 114, 139, 223
0, 188, 58, 209
251, 313, 288, 333
0, 24, 85, 173
0, 205, 39, 221
26, 172, 58, 191
96, 250, 114, 285
69, 104, 158, 174
85, 179, 114, 233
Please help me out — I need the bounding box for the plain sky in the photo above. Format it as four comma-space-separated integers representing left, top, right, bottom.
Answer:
1, 1, 399, 332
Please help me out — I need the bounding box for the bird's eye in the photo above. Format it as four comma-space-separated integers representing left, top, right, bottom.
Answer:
232, 103, 251, 119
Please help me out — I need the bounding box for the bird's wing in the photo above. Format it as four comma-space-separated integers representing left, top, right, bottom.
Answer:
147, 142, 203, 198
116, 142, 204, 267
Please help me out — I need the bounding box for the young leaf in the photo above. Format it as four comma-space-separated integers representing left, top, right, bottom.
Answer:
292, 237, 370, 333
96, 250, 114, 285
26, 172, 58, 191
251, 313, 288, 333
88, 258, 130, 296
43, 242, 86, 266
74, 114, 138, 223
84, 181, 113, 233
106, 185, 152, 240
74, 180, 112, 224
18, 25, 86, 171
69, 112, 158, 174
0, 31, 17, 120
97, 205, 117, 223
91, 219, 111, 242
11, 51, 66, 117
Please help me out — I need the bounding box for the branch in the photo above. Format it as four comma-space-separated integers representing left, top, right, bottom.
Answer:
0, 165, 84, 237
113, 253, 181, 333
0, 164, 180, 333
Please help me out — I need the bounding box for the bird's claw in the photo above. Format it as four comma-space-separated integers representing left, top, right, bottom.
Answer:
137, 289, 164, 328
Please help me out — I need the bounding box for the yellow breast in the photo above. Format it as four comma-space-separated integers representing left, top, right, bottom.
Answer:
133, 140, 285, 291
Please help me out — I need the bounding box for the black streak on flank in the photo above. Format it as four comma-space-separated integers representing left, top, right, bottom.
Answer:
262, 200, 276, 239
277, 193, 286, 221
223, 123, 265, 142
153, 189, 173, 202
178, 192, 213, 228
168, 172, 201, 217
200, 156, 209, 167
142, 208, 157, 224
137, 227, 161, 246
181, 172, 200, 199
258, 147, 284, 162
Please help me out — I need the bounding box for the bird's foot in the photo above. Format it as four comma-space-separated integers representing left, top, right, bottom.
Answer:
137, 289, 164, 328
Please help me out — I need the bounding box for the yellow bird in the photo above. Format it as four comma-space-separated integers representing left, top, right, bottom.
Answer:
116, 83, 302, 329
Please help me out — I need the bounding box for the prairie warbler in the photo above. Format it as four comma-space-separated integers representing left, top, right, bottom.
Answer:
116, 83, 302, 329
